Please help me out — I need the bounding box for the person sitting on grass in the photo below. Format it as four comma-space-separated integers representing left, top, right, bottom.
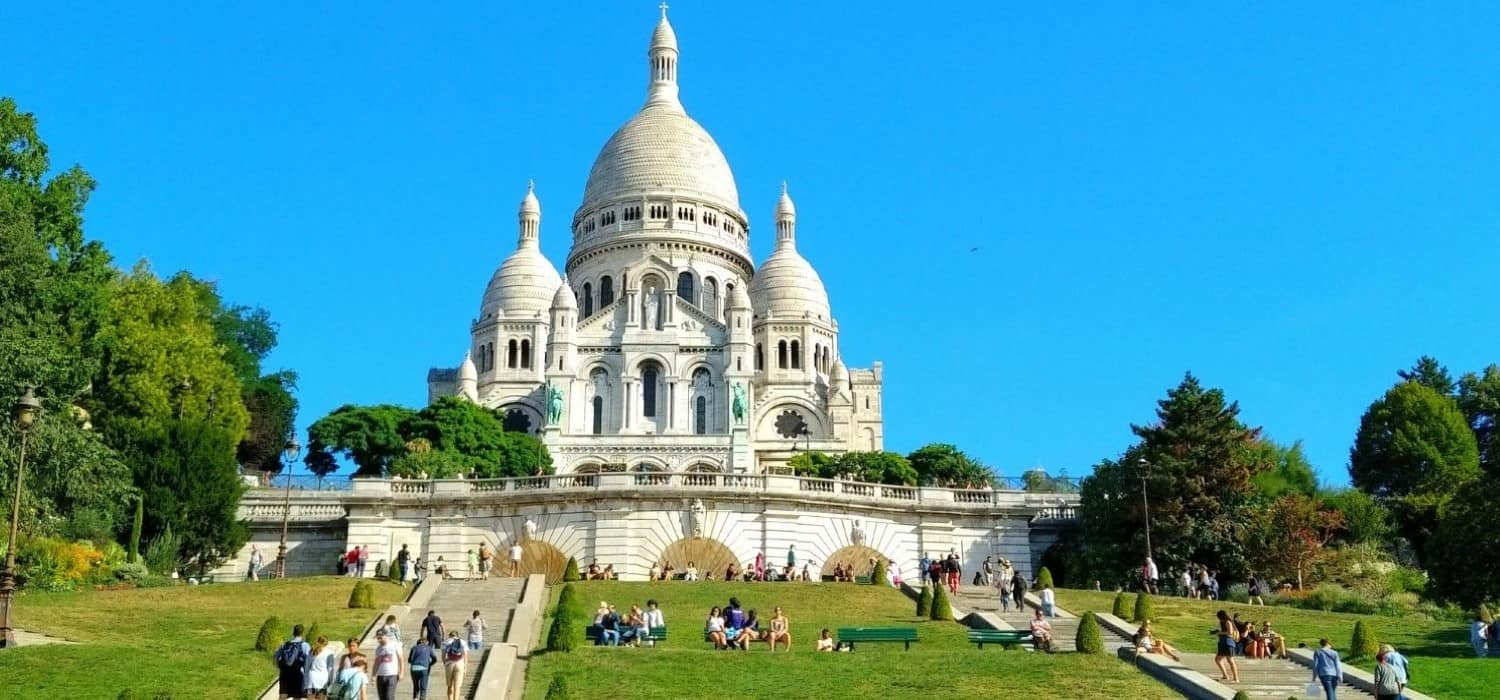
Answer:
648, 562, 660, 581
684, 560, 699, 581
660, 561, 675, 580
816, 628, 835, 652
765, 607, 792, 652
742, 608, 761, 643
831, 563, 846, 582
1029, 609, 1053, 652
726, 562, 740, 581
1133, 620, 1183, 661
705, 606, 728, 649
586, 560, 602, 580
601, 563, 615, 580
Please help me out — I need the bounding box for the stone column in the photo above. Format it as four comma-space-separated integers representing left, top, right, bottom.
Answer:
622, 377, 636, 431
665, 378, 678, 431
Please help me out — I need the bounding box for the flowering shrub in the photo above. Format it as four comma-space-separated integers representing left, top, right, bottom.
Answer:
18, 536, 109, 591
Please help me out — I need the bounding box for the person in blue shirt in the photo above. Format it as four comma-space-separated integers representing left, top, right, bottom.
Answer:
1379, 644, 1409, 700
1312, 638, 1342, 700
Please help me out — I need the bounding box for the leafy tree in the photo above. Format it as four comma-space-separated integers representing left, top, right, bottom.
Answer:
236, 371, 298, 474
305, 404, 415, 476
907, 443, 991, 487
1249, 440, 1318, 498
1246, 493, 1344, 589
1350, 381, 1480, 558
0, 406, 133, 537
1319, 489, 1391, 546
787, 451, 834, 478
1428, 476, 1500, 606
1398, 356, 1455, 396
117, 417, 248, 574
1457, 365, 1500, 475
830, 451, 918, 486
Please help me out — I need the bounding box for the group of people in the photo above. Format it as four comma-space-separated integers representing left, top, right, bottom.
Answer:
1469, 614, 1500, 657
1210, 610, 1293, 682
1310, 637, 1411, 700
273, 611, 482, 700
584, 559, 618, 580
703, 597, 792, 651
591, 598, 665, 646
919, 551, 964, 594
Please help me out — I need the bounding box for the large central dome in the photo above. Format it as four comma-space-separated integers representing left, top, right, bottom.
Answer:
579, 102, 741, 215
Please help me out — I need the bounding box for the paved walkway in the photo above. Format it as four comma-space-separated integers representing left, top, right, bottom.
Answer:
952, 585, 1092, 651
6, 629, 78, 647
401, 576, 526, 700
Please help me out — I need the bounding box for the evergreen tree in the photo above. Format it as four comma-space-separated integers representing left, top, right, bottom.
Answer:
1133, 592, 1154, 623
1398, 356, 1456, 396
916, 584, 933, 617
1111, 592, 1129, 618
1457, 365, 1500, 475
562, 557, 581, 582
1350, 620, 1378, 659
930, 584, 953, 620
1075, 612, 1104, 654
1428, 476, 1500, 606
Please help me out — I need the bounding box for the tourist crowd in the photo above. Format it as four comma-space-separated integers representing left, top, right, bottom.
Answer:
274, 609, 489, 700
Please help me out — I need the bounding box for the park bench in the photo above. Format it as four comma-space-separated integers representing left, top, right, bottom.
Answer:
836, 627, 919, 651
967, 628, 1034, 650
585, 625, 667, 645
854, 575, 872, 585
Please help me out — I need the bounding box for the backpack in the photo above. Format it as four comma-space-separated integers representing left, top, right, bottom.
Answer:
444, 639, 465, 663
274, 640, 305, 670
327, 675, 355, 700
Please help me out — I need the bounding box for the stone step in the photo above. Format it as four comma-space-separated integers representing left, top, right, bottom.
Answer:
398, 577, 527, 700
1172, 654, 1376, 700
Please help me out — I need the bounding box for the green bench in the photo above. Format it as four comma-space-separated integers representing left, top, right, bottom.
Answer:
854, 575, 872, 585
967, 628, 1035, 649
585, 625, 667, 645
837, 626, 919, 651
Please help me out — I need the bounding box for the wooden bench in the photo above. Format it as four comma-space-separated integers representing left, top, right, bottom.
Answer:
585, 625, 667, 644
836, 627, 919, 651
854, 575, 872, 585
968, 629, 1034, 649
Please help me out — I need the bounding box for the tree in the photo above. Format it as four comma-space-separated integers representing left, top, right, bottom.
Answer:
1457, 365, 1500, 475
787, 451, 833, 478
929, 583, 952, 620
1247, 493, 1344, 589
907, 443, 991, 487
1249, 440, 1318, 498
305, 404, 415, 476
1398, 356, 1455, 396
1428, 476, 1500, 606
830, 451, 918, 486
1350, 619, 1379, 660
916, 584, 932, 616
1350, 381, 1480, 559
0, 405, 133, 538
117, 417, 248, 574
236, 371, 298, 474
1319, 489, 1391, 546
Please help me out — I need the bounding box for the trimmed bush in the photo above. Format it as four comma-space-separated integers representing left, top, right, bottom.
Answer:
348, 580, 376, 609
305, 622, 322, 644
1075, 611, 1104, 654
916, 584, 932, 616
545, 673, 571, 700
563, 556, 580, 582
117, 691, 138, 700
555, 581, 578, 617
1481, 603, 1494, 624
1350, 620, 1378, 659
255, 616, 282, 652
387, 559, 403, 584
1226, 583, 1250, 604
547, 583, 583, 652
1231, 692, 1250, 700
1133, 592, 1154, 623
1111, 592, 1129, 619
872, 558, 887, 585
930, 584, 953, 620
1037, 567, 1054, 590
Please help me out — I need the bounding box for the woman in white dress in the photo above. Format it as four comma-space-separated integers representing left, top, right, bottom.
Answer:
303, 636, 338, 698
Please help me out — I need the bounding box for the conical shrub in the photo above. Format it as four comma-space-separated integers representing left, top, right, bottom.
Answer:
872, 558, 887, 585
545, 673, 571, 700
305, 622, 321, 645
1350, 619, 1378, 659
563, 556, 580, 582
1111, 592, 1129, 619
255, 616, 282, 652
1231, 692, 1250, 700
547, 583, 583, 652
348, 580, 376, 609
1133, 592, 1154, 623
1075, 611, 1104, 654
930, 584, 953, 621
916, 584, 932, 617
1037, 566, 1054, 590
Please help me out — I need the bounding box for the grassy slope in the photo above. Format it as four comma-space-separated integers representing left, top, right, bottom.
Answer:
1058, 588, 1491, 699
524, 581, 1176, 700
0, 577, 406, 699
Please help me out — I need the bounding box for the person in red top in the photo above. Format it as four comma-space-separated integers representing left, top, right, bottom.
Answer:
345, 547, 360, 577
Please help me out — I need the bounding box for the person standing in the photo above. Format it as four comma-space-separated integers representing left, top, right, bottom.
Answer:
406, 636, 436, 700
1471, 614, 1489, 657
464, 610, 486, 651
1213, 610, 1241, 684
982, 557, 994, 586
1312, 637, 1341, 700
304, 635, 337, 699
421, 609, 444, 646
918, 553, 931, 586
441, 632, 467, 700
944, 552, 961, 594
786, 544, 796, 571
249, 545, 263, 581
997, 566, 1014, 613
1373, 651, 1400, 700
1144, 557, 1159, 594
509, 539, 523, 577
372, 630, 403, 700
477, 542, 493, 581
396, 545, 412, 587
1012, 569, 1028, 610
275, 624, 312, 700
357, 545, 369, 578
1180, 567, 1192, 598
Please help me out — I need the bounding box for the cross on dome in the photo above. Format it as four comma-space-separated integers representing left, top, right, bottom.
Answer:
659, 1, 669, 18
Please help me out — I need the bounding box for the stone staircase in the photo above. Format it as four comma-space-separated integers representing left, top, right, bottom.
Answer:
950, 586, 1103, 651
1170, 654, 1375, 700
401, 577, 526, 700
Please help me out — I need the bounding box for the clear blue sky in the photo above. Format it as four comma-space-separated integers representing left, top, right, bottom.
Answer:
9, 2, 1499, 485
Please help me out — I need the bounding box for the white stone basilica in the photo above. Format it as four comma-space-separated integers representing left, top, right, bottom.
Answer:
428, 10, 883, 475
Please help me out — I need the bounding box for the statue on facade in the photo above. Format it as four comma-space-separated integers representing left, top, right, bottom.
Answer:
643, 286, 660, 329
522, 517, 538, 541
547, 383, 564, 424
850, 519, 866, 547
732, 383, 747, 424
688, 498, 707, 538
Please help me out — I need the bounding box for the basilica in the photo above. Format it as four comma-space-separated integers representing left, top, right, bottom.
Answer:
427, 9, 884, 475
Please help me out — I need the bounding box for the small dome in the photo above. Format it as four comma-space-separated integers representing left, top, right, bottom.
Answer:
459, 352, 478, 381
650, 14, 677, 52
775, 182, 796, 220
480, 248, 562, 318
749, 248, 831, 321
519, 180, 540, 217
726, 278, 752, 310
551, 276, 578, 310
831, 358, 849, 384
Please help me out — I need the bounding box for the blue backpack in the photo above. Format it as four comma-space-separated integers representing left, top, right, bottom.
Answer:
274, 640, 305, 670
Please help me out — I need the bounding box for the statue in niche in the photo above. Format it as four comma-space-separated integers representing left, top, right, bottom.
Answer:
850, 520, 866, 547
688, 498, 707, 538
732, 383, 747, 424
643, 286, 660, 329
522, 517, 538, 541
547, 383, 564, 424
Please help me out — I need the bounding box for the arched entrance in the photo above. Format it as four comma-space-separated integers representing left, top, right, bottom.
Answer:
820, 545, 889, 579
656, 537, 739, 580
512, 540, 570, 583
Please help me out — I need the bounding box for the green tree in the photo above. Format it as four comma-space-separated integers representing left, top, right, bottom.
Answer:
916, 584, 932, 616
787, 451, 834, 478
907, 443, 991, 487
305, 404, 415, 476
1246, 493, 1343, 590
236, 371, 298, 474
1350, 619, 1378, 660
1319, 489, 1391, 546
117, 417, 248, 574
1457, 365, 1500, 475
1111, 592, 1129, 618
1075, 612, 1104, 654
1428, 476, 1500, 606
1249, 440, 1318, 498
1350, 381, 1480, 559
929, 583, 952, 620
1398, 356, 1456, 396
831, 451, 918, 486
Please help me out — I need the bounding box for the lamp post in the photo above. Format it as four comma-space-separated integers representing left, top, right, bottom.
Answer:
1137, 458, 1153, 560
1, 386, 42, 648
274, 436, 303, 579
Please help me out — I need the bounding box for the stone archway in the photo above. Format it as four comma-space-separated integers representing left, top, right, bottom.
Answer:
514, 540, 570, 583
656, 537, 739, 580
820, 545, 889, 579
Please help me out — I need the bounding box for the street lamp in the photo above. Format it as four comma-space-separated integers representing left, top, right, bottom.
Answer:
274, 436, 303, 579
1137, 458, 1153, 560
1, 386, 42, 648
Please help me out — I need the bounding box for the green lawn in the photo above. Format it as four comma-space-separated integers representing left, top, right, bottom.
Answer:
1056, 588, 1494, 699
524, 581, 1177, 700
0, 576, 406, 699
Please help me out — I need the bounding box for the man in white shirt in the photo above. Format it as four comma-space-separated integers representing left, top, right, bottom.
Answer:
642, 599, 665, 646
1039, 585, 1057, 617
508, 540, 523, 577
372, 629, 403, 700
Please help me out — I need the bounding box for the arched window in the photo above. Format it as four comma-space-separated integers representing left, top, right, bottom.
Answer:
677, 271, 695, 305
520, 339, 531, 369
814, 343, 821, 372
823, 347, 831, 372
600, 276, 614, 307
642, 365, 659, 418
592, 396, 604, 434
702, 277, 719, 317
694, 396, 707, 435
486, 343, 495, 372
507, 339, 518, 368
790, 340, 801, 369
583, 282, 593, 317
756, 344, 764, 370
777, 340, 787, 369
